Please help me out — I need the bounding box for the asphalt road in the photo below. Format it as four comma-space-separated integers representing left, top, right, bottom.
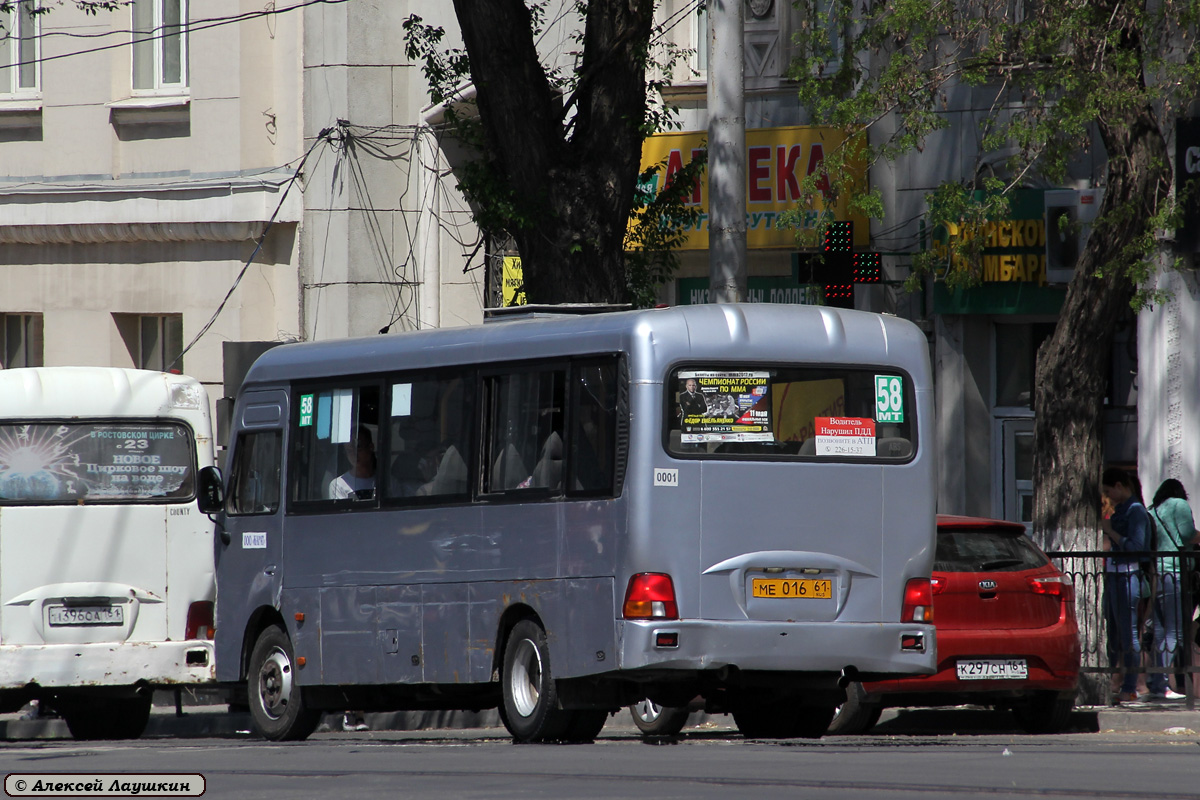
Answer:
0, 712, 1197, 800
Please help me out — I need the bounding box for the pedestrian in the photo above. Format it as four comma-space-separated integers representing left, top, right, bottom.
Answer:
1148, 478, 1199, 699
1100, 468, 1152, 703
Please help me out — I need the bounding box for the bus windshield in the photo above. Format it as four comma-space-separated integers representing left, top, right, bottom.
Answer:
0, 421, 196, 504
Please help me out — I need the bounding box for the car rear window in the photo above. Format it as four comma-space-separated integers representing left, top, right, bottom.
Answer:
934, 527, 1049, 572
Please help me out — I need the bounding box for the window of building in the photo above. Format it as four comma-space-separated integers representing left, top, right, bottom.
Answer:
1, 313, 44, 368
994, 322, 1054, 408
0, 0, 38, 96
139, 314, 183, 372
132, 0, 187, 92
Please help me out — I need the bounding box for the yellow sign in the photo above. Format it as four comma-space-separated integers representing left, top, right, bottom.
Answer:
502, 256, 526, 306
771, 378, 845, 444
933, 219, 1048, 285
638, 126, 869, 250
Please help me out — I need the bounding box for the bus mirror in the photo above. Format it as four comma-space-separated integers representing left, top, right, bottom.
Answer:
197, 466, 225, 515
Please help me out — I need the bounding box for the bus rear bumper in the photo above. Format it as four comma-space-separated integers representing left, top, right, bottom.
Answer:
619, 619, 937, 677
0, 641, 216, 689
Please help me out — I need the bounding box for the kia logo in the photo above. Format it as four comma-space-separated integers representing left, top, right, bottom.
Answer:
979, 579, 998, 591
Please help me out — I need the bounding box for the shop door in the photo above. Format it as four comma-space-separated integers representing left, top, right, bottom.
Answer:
999, 418, 1035, 533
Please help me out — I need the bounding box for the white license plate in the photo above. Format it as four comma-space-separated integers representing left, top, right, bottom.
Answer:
48, 605, 124, 627
956, 658, 1028, 680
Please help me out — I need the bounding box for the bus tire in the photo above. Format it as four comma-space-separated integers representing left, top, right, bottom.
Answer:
501, 619, 571, 743
629, 699, 690, 736
248, 625, 320, 742
62, 695, 151, 740
826, 682, 882, 735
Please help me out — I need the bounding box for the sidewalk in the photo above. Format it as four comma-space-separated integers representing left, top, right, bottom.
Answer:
2, 700, 1198, 741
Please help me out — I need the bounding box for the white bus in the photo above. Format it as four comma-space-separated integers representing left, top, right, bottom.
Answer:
203, 303, 937, 742
0, 368, 218, 739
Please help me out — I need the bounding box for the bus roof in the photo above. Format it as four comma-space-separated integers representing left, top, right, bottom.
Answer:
242, 304, 931, 387
0, 367, 209, 419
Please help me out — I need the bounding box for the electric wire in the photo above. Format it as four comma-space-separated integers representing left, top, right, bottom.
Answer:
168, 126, 335, 370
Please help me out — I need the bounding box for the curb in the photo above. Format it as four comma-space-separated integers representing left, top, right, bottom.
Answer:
3, 704, 1198, 741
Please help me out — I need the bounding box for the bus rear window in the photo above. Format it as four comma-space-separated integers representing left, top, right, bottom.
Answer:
0, 422, 195, 504
667, 366, 914, 460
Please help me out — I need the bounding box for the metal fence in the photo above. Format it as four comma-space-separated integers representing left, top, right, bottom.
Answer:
1047, 549, 1197, 709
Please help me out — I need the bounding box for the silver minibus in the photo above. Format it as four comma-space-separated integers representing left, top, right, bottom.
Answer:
201, 303, 937, 741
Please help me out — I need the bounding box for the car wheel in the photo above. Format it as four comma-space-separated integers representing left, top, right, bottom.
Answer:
734, 703, 832, 739
500, 619, 572, 742
248, 624, 321, 741
629, 699, 690, 736
62, 695, 152, 740
1012, 691, 1074, 734
826, 682, 883, 735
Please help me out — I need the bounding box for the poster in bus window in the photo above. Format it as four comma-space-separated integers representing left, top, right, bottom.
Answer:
0, 423, 195, 503
677, 371, 774, 443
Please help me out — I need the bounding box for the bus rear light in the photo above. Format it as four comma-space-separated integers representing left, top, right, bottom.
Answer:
623, 573, 679, 620
902, 578, 933, 623
186, 601, 215, 640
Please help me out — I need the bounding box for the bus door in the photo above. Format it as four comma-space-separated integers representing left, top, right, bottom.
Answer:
214, 390, 287, 683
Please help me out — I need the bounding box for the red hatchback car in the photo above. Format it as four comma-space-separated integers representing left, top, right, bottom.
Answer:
828, 515, 1081, 735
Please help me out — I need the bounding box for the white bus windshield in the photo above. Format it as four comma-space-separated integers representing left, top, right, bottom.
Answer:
0, 422, 196, 504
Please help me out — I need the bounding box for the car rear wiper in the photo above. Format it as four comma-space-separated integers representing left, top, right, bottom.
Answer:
977, 558, 1024, 570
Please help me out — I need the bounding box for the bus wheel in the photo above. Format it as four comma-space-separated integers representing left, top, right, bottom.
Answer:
501, 619, 571, 742
62, 696, 151, 740
629, 699, 690, 736
248, 625, 320, 741
826, 683, 882, 735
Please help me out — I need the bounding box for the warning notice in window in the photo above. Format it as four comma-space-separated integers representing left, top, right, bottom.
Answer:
813, 417, 876, 457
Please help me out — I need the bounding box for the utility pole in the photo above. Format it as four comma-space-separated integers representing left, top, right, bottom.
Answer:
707, 0, 747, 303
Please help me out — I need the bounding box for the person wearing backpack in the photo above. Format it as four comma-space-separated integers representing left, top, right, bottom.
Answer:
1148, 478, 1200, 700
1101, 468, 1153, 702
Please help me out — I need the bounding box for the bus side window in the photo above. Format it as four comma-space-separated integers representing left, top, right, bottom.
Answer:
290, 385, 379, 504
568, 360, 617, 495
228, 431, 281, 515
387, 374, 472, 501
483, 369, 564, 493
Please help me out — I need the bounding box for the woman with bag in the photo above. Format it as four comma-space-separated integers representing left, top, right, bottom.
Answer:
1148, 478, 1200, 699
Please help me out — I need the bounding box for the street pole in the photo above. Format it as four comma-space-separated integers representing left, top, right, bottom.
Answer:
707, 0, 747, 303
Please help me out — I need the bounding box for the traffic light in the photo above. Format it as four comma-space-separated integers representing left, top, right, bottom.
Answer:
852, 252, 882, 283
823, 221, 853, 253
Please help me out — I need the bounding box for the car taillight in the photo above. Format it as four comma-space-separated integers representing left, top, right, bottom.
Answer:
930, 575, 947, 595
186, 601, 215, 639
902, 578, 933, 623
623, 573, 679, 620
1028, 574, 1074, 601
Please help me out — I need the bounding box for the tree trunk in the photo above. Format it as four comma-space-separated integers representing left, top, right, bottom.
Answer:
1033, 101, 1171, 703
453, 0, 655, 304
